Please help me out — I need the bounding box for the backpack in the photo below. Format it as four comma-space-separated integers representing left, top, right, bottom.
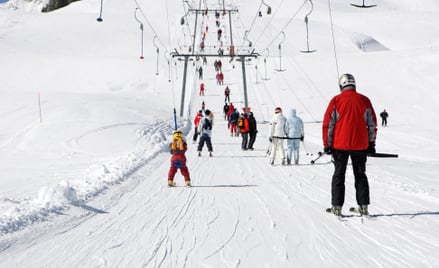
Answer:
203, 118, 212, 130
237, 117, 243, 128
170, 136, 185, 152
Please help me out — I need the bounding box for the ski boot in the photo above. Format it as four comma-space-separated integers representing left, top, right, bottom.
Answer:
328, 206, 342, 216
185, 181, 192, 187
168, 180, 176, 187
359, 205, 369, 216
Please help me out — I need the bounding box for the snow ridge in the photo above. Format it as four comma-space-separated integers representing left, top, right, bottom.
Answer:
0, 119, 187, 235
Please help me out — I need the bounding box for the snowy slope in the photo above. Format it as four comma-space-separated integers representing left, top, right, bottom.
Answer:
1, 0, 439, 267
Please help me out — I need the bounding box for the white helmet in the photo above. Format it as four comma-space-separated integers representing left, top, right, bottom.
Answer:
339, 73, 356, 90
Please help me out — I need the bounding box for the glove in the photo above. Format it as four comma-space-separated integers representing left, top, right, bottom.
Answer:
300, 135, 304, 141
367, 142, 376, 154
324, 147, 332, 155
269, 137, 273, 143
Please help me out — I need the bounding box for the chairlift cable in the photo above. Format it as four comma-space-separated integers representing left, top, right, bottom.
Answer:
253, 0, 284, 48
239, 1, 264, 47
165, 0, 173, 49
133, 0, 167, 50
327, 0, 340, 81
260, 0, 308, 52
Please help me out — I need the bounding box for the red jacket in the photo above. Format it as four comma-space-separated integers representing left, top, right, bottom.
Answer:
194, 112, 202, 126
239, 117, 250, 133
322, 88, 377, 151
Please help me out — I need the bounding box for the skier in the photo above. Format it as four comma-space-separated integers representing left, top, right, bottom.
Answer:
223, 102, 229, 120
228, 108, 239, 136
217, 28, 222, 40
192, 110, 203, 143
218, 72, 224, 85
323, 73, 377, 216
168, 130, 191, 187
198, 66, 203, 80
380, 109, 389, 127
239, 113, 250, 150
217, 59, 222, 71
269, 107, 287, 165
247, 112, 258, 150
224, 86, 230, 103
199, 82, 205, 96
285, 108, 304, 165
197, 109, 214, 157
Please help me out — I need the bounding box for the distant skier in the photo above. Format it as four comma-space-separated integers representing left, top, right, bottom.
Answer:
224, 86, 230, 103
223, 102, 229, 120
199, 82, 205, 96
168, 130, 191, 187
285, 108, 304, 165
323, 73, 377, 216
269, 107, 287, 165
198, 66, 203, 80
380, 109, 389, 127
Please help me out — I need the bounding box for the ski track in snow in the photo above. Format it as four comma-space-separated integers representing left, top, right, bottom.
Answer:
0, 119, 184, 236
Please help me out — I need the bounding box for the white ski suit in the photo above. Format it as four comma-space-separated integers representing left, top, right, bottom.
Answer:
285, 109, 304, 164
269, 111, 287, 164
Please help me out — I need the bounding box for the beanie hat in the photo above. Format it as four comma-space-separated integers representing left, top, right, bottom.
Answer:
274, 107, 282, 113
205, 109, 211, 115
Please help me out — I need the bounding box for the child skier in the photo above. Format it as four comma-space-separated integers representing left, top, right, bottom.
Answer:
168, 130, 191, 187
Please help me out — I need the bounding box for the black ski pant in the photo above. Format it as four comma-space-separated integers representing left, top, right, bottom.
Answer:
197, 134, 213, 152
331, 150, 370, 207
241, 132, 249, 149
192, 127, 199, 142
248, 131, 257, 149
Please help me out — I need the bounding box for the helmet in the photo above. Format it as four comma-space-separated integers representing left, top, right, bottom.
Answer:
339, 73, 356, 90
274, 107, 282, 113
173, 130, 183, 139
205, 109, 211, 115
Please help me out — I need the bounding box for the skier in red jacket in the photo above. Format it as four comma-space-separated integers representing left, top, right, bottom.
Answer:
193, 110, 203, 143
322, 73, 377, 216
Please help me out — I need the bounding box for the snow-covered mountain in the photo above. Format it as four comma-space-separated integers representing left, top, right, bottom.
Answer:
1, 0, 439, 267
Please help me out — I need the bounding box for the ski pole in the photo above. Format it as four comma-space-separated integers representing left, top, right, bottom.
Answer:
311, 152, 325, 164
272, 136, 302, 140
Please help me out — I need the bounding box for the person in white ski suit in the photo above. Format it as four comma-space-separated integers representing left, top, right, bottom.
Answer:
285, 108, 304, 165
269, 107, 287, 165
197, 109, 214, 157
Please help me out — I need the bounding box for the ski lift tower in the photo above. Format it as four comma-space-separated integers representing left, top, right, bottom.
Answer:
172, 6, 257, 117
171, 49, 259, 116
